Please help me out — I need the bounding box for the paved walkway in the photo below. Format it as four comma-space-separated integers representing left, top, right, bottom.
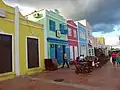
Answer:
0, 61, 120, 90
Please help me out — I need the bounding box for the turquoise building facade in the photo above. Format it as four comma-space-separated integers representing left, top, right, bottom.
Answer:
27, 9, 70, 65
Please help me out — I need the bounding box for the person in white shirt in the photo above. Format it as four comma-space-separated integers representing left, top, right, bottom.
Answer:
80, 55, 84, 61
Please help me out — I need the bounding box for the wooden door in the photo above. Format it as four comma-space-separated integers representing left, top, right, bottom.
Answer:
27, 37, 39, 69
0, 34, 12, 74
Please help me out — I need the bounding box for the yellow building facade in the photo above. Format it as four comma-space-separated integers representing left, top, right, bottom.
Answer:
97, 37, 105, 45
0, 0, 44, 80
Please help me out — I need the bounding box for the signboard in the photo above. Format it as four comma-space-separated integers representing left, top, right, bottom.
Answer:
0, 8, 6, 18
56, 30, 61, 38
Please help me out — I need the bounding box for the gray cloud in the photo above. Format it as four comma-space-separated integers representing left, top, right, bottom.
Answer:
3, 0, 120, 33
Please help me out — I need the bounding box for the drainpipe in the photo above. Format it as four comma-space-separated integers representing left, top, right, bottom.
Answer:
77, 23, 80, 56
86, 29, 89, 56
15, 6, 20, 76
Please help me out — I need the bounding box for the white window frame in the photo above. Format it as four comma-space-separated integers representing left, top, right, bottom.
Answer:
74, 46, 78, 59
68, 27, 72, 36
73, 30, 77, 37
70, 46, 73, 60
26, 36, 41, 69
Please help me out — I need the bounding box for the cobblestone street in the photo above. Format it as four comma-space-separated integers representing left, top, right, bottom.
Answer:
0, 60, 120, 90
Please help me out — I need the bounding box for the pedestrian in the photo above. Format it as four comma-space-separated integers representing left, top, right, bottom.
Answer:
79, 55, 84, 62
116, 52, 120, 67
61, 53, 69, 68
111, 51, 116, 66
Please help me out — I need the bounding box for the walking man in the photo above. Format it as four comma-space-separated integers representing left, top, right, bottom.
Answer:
61, 53, 69, 68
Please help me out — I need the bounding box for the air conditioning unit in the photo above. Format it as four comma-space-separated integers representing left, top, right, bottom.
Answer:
33, 13, 42, 18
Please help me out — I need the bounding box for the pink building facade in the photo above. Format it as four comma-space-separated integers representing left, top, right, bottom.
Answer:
67, 20, 78, 61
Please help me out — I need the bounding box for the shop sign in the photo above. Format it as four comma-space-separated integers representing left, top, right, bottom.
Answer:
0, 8, 6, 18
56, 30, 61, 38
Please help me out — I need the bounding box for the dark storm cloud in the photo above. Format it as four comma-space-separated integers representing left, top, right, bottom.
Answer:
3, 0, 120, 33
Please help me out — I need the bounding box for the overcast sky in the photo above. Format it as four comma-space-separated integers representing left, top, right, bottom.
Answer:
3, 0, 120, 45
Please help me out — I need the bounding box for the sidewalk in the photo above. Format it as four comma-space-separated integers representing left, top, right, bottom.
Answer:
0, 61, 120, 90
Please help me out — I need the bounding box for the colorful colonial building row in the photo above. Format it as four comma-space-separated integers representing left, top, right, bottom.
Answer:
0, 0, 95, 80
26, 9, 95, 61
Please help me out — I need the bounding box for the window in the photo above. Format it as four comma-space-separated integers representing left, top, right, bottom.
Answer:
74, 30, 77, 37
60, 24, 64, 34
88, 31, 92, 36
49, 20, 55, 31
80, 31, 85, 39
70, 46, 73, 60
68, 28, 72, 36
92, 49, 94, 55
27, 38, 39, 69
89, 49, 91, 56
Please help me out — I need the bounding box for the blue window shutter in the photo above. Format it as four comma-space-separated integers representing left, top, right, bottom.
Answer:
60, 24, 64, 34
49, 20, 55, 31
53, 21, 55, 31
64, 29, 68, 34
49, 20, 52, 31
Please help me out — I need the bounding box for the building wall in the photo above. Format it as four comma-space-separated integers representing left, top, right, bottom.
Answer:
0, 1, 44, 80
67, 20, 78, 60
27, 9, 69, 60
46, 10, 67, 41
45, 10, 69, 64
92, 36, 97, 47
96, 37, 105, 48
19, 18, 44, 75
79, 20, 95, 56
0, 0, 15, 80
77, 22, 88, 56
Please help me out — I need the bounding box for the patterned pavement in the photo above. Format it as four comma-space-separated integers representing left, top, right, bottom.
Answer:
0, 60, 120, 90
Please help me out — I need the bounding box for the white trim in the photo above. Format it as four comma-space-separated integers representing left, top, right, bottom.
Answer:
19, 17, 41, 25
26, 36, 41, 69
0, 8, 15, 15
15, 6, 20, 75
47, 14, 65, 24
20, 22, 43, 30
0, 32, 15, 73
78, 40, 88, 43
68, 39, 78, 42
44, 10, 48, 58
67, 23, 77, 29
0, 17, 14, 22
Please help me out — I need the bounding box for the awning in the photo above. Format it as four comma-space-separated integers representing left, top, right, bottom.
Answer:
47, 37, 68, 44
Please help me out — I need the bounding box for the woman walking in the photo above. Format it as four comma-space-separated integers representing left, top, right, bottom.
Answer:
111, 52, 116, 66
116, 52, 120, 66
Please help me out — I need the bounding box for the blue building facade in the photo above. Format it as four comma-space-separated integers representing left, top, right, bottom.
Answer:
77, 22, 88, 57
